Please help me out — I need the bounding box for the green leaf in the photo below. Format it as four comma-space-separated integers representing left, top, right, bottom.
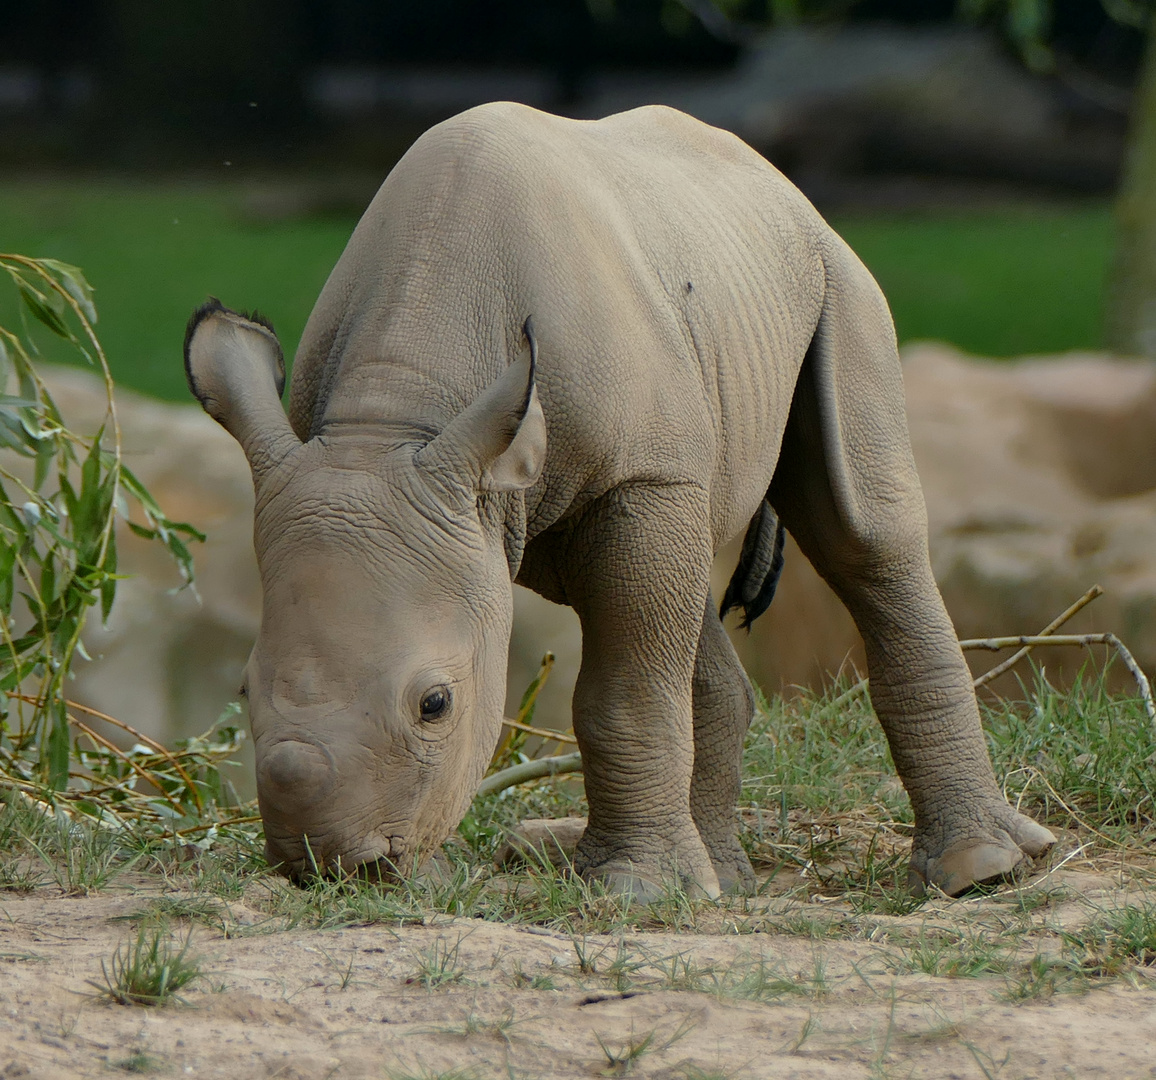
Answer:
80, 432, 102, 495
45, 697, 71, 790
0, 409, 36, 455
101, 528, 117, 622
59, 474, 79, 522
164, 533, 196, 586
119, 464, 164, 519
19, 413, 49, 440
39, 559, 55, 606
51, 614, 79, 659
119, 465, 204, 586
8, 341, 37, 405
74, 438, 105, 543
0, 658, 39, 694
0, 541, 15, 612
15, 276, 69, 339
169, 520, 207, 544
33, 432, 54, 490
0, 480, 26, 535
40, 259, 97, 325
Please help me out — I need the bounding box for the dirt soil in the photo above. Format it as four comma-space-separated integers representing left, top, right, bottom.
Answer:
1, 865, 1154, 1080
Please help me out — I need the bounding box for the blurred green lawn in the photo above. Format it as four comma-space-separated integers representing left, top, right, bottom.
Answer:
0, 179, 1115, 403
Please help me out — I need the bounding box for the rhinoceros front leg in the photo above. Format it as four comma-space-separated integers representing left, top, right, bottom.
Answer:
564, 483, 721, 901
690, 597, 757, 894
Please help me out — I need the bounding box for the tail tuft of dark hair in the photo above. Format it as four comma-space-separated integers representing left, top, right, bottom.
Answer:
719, 497, 786, 631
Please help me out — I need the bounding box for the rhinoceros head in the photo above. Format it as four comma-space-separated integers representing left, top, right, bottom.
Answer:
183, 301, 546, 880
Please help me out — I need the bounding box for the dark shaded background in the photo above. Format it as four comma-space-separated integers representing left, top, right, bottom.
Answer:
0, 0, 1146, 180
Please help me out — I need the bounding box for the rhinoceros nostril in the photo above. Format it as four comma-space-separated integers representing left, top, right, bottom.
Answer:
257, 740, 337, 811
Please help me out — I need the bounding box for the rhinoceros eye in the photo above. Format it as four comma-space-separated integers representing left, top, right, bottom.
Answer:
419, 686, 451, 722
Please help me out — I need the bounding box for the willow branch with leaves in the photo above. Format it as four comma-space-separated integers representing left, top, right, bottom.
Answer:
0, 255, 203, 792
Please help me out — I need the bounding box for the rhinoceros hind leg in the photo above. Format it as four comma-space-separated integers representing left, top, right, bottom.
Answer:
769, 234, 1055, 898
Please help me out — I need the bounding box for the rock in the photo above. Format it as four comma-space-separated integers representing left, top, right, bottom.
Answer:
494, 817, 587, 870
909, 343, 1156, 695
731, 344, 1156, 697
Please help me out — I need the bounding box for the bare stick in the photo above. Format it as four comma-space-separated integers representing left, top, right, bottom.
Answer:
972, 584, 1104, 689
500, 717, 577, 744
174, 814, 263, 837
476, 751, 583, 798
960, 633, 1155, 722
829, 586, 1114, 711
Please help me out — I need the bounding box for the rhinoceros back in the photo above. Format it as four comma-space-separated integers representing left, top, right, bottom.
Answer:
289, 102, 833, 546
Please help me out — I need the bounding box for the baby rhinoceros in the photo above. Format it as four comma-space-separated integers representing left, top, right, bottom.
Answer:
184, 102, 1054, 899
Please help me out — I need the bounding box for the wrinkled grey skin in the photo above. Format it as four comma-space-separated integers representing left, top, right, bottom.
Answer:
185, 102, 1054, 898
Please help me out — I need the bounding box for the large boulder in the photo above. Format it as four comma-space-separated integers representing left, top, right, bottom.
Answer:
910, 343, 1156, 694
30, 343, 1156, 786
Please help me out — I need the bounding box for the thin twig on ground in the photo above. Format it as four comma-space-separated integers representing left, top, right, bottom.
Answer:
824, 587, 1152, 723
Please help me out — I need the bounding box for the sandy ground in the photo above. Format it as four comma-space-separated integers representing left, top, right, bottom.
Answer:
1, 866, 1154, 1080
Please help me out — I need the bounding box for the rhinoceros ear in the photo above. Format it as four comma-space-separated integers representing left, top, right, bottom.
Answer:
418, 318, 547, 494
184, 299, 301, 482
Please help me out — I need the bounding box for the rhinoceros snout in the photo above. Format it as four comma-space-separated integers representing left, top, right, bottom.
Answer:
257, 739, 338, 814
256, 738, 415, 883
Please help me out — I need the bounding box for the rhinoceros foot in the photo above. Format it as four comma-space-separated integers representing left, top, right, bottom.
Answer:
573, 823, 722, 902
703, 835, 757, 896
908, 800, 1055, 897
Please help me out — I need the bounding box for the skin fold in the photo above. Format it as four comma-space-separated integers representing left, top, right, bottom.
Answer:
184, 102, 1054, 898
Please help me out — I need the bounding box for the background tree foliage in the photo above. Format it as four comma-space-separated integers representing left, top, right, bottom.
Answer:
1103, 3, 1156, 355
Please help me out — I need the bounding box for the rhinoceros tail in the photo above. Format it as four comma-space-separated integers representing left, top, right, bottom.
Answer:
719, 496, 786, 631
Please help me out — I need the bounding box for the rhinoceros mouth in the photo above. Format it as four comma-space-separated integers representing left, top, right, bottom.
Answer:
267, 834, 411, 885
